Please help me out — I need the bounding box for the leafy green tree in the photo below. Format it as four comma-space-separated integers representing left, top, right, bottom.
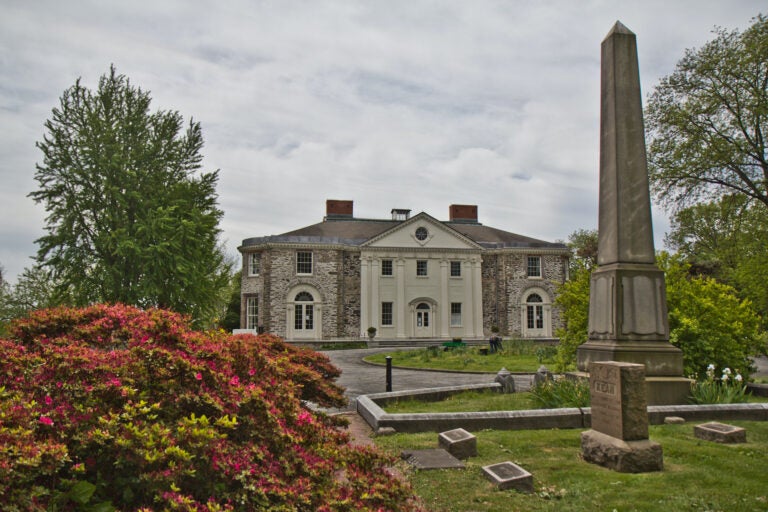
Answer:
218, 269, 242, 331
30, 66, 229, 326
666, 196, 768, 326
554, 230, 596, 372
645, 14, 768, 212
661, 253, 765, 379
0, 266, 72, 335
554, 231, 765, 378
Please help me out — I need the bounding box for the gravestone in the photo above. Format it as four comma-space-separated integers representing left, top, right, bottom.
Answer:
482, 462, 533, 493
400, 449, 465, 470
573, 21, 691, 405
694, 422, 746, 444
438, 428, 477, 460
494, 368, 516, 393
581, 361, 663, 473
533, 365, 553, 387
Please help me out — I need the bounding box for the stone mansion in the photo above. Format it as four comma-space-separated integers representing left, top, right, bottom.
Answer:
238, 200, 570, 343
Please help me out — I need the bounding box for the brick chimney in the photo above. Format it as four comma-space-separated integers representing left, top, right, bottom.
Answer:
449, 204, 478, 223
326, 199, 353, 219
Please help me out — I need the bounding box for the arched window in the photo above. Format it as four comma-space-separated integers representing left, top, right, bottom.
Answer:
295, 291, 314, 302
526, 293, 544, 329
294, 292, 314, 330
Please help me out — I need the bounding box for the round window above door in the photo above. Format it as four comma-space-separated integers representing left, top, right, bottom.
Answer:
415, 227, 428, 241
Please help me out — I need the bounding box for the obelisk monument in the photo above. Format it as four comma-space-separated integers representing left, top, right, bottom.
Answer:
575, 22, 690, 405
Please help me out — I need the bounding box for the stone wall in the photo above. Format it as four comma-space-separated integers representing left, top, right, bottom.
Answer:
481, 252, 567, 338
241, 247, 362, 340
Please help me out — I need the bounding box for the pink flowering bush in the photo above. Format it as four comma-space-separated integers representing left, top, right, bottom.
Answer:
0, 304, 422, 511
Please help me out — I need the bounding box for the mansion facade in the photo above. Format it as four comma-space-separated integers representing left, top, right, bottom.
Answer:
238, 200, 570, 343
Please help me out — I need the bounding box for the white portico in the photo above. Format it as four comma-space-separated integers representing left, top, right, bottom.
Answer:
359, 212, 484, 340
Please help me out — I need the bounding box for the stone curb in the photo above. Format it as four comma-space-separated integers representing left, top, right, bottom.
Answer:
356, 384, 768, 433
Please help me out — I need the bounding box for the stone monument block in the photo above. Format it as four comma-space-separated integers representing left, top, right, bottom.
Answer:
438, 428, 477, 460
694, 422, 746, 444
482, 462, 533, 493
589, 361, 648, 441
582, 361, 663, 473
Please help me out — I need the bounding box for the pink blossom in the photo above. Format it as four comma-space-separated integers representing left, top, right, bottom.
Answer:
230, 376, 240, 386
39, 415, 54, 426
195, 372, 203, 381
44, 395, 53, 406
297, 410, 313, 425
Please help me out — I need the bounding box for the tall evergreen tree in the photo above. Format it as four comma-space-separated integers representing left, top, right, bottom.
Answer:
30, 66, 229, 326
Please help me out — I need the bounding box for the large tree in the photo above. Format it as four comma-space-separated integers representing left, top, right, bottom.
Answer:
666, 196, 768, 326
645, 14, 768, 212
30, 66, 229, 326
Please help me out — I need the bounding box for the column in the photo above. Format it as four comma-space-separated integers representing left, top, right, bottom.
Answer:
396, 258, 407, 338
463, 259, 474, 338
440, 259, 450, 338
370, 258, 380, 331
472, 258, 484, 337
360, 256, 370, 337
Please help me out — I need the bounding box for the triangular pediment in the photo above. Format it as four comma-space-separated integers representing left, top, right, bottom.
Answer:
361, 212, 482, 250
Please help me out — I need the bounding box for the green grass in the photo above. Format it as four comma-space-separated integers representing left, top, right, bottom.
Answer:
384, 390, 538, 413
383, 388, 768, 414
365, 341, 551, 373
374, 421, 768, 512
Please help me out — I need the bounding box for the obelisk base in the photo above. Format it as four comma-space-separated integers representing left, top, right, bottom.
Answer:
568, 370, 691, 405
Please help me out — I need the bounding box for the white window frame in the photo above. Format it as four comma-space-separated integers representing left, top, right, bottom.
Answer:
381, 302, 393, 326
450, 261, 461, 277
527, 256, 542, 278
296, 251, 313, 275
416, 260, 428, 277
248, 253, 261, 276
381, 259, 393, 276
450, 302, 462, 327
246, 295, 258, 330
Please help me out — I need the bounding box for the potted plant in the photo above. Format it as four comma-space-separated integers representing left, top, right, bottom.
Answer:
367, 326, 378, 348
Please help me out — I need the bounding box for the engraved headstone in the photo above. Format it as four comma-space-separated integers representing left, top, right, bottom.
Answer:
438, 428, 477, 460
589, 361, 648, 441
482, 462, 533, 493
582, 361, 663, 473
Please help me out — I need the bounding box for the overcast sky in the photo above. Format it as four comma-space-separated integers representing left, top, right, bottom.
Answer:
0, 1, 763, 283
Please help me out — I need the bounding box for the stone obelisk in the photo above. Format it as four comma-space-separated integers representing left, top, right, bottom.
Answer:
575, 22, 690, 405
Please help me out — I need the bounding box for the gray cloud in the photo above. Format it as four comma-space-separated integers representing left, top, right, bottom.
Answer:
0, 0, 763, 282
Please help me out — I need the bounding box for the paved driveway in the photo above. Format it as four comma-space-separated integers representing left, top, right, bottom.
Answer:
322, 347, 532, 411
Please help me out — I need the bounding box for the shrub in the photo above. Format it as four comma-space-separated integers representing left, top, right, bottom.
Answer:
529, 377, 591, 409
0, 304, 422, 511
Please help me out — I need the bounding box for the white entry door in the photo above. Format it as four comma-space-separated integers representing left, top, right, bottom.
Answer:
414, 302, 433, 337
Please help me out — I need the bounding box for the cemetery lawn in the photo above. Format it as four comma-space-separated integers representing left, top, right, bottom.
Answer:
373, 421, 768, 512
364, 342, 551, 373
384, 389, 538, 413
382, 389, 768, 414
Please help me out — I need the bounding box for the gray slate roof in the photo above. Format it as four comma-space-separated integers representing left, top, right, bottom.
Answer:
241, 217, 566, 250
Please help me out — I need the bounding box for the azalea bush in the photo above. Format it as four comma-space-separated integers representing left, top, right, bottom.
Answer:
0, 304, 422, 511
689, 363, 748, 404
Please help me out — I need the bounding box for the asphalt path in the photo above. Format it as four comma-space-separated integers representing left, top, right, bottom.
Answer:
322, 347, 534, 412
321, 349, 768, 412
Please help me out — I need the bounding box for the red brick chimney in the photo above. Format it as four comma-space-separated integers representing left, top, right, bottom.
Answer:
449, 204, 478, 223
326, 199, 353, 218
